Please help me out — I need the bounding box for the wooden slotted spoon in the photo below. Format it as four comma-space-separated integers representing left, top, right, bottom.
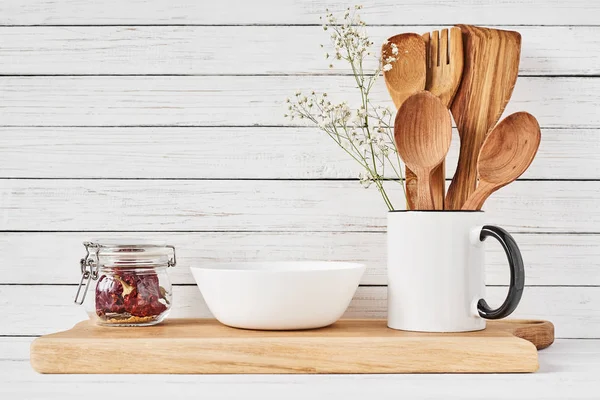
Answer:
422, 27, 463, 209
462, 112, 541, 210
382, 33, 426, 210
446, 25, 521, 210
394, 91, 452, 210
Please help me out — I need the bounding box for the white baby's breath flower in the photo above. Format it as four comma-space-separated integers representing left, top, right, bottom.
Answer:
283, 5, 403, 211
353, 107, 366, 126
358, 172, 372, 188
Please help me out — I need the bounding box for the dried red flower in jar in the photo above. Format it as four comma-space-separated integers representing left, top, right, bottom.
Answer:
96, 271, 168, 319
75, 242, 175, 327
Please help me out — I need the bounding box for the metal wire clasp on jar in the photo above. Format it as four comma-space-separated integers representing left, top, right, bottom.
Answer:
74, 241, 176, 327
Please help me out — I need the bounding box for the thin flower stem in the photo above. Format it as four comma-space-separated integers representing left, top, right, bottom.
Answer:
298, 106, 371, 172
343, 21, 395, 209
375, 180, 394, 210
306, 101, 377, 174
284, 7, 406, 211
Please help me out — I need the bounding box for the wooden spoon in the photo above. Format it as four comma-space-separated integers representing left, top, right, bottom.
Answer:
394, 91, 452, 210
382, 33, 426, 210
422, 27, 464, 210
462, 112, 541, 210
446, 25, 522, 210
382, 33, 426, 109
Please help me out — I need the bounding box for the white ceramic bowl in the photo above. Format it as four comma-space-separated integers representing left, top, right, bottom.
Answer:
190, 262, 366, 330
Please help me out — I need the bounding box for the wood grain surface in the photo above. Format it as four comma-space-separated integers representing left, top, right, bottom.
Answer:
5, 340, 600, 400
422, 28, 463, 109
30, 319, 543, 374
462, 112, 541, 210
446, 26, 521, 210
1, 180, 598, 232
3, 286, 595, 338
1, 0, 597, 25
1, 26, 598, 76
1, 0, 599, 394
382, 33, 426, 210
0, 127, 596, 179
0, 76, 598, 127
394, 91, 452, 209
493, 320, 555, 350
422, 27, 463, 209
1, 232, 597, 286
382, 33, 426, 110
2, 339, 599, 399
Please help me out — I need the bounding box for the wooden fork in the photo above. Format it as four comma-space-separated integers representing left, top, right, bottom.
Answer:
422, 27, 463, 209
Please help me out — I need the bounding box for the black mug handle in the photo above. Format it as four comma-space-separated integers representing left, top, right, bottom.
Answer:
477, 225, 525, 319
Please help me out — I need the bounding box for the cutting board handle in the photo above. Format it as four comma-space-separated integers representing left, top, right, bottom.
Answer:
493, 319, 554, 350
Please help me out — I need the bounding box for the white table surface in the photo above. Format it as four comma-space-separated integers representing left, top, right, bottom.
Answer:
2, 338, 598, 399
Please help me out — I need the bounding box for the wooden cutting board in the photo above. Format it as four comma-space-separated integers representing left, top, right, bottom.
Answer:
30, 318, 553, 374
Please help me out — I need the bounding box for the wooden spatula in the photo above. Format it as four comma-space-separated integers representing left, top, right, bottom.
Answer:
446, 25, 521, 210
382, 33, 426, 210
422, 27, 463, 210
462, 112, 541, 210
394, 91, 452, 210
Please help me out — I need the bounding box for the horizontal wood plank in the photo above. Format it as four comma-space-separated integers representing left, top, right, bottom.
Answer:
2, 341, 600, 399
30, 320, 542, 374
3, 342, 600, 399
1, 232, 598, 286
3, 337, 599, 363
0, 346, 600, 400
0, 339, 32, 361
1, 26, 598, 76
0, 285, 596, 338
0, 127, 597, 180
0, 180, 597, 233
0, 0, 598, 25
0, 77, 598, 128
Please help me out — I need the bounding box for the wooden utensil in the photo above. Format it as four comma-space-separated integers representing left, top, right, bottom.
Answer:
394, 91, 452, 210
462, 112, 541, 210
446, 25, 521, 210
31, 318, 554, 374
382, 33, 426, 210
422, 27, 464, 209
382, 33, 426, 109
422, 28, 463, 109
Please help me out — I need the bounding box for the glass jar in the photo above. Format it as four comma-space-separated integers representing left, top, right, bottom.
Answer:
74, 241, 176, 327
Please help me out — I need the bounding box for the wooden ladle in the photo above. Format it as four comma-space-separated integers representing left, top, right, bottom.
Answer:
462, 112, 541, 210
394, 91, 452, 210
382, 33, 426, 210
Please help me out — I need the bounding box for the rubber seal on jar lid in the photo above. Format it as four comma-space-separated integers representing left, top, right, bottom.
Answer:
86, 240, 177, 268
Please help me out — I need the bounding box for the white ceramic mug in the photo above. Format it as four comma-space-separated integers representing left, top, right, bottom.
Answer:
387, 211, 524, 332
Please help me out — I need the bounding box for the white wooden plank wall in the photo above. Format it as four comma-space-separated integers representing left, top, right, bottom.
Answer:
0, 0, 598, 344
